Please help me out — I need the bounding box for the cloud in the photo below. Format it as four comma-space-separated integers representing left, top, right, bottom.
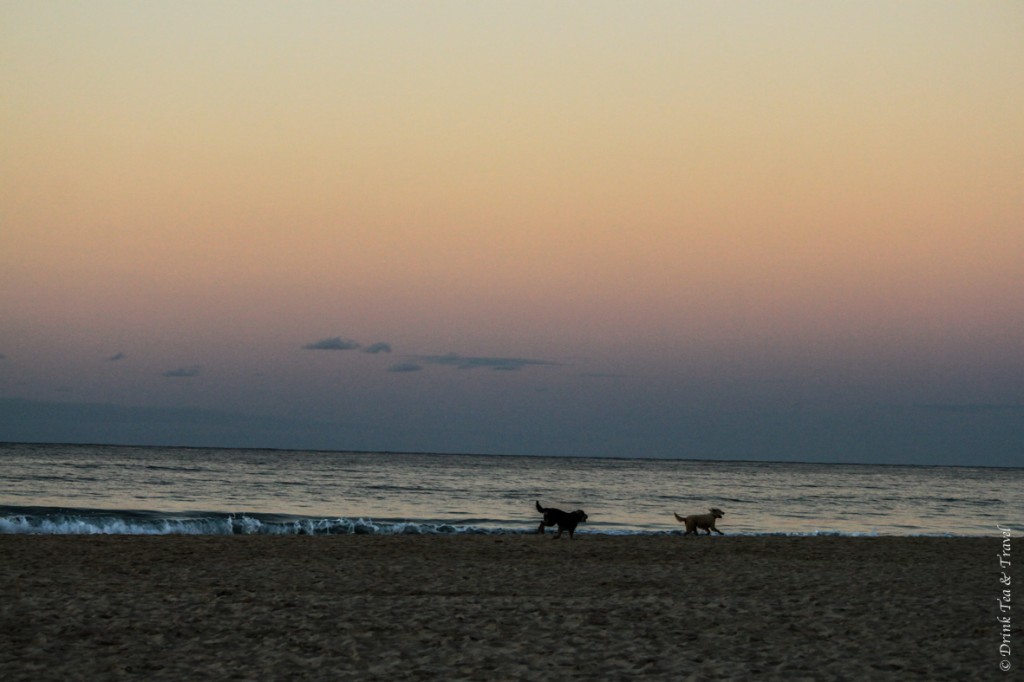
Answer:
106, 352, 126, 361
162, 366, 201, 378
0, 353, 6, 360
389, 362, 423, 373
363, 342, 392, 354
303, 337, 361, 351
412, 353, 560, 371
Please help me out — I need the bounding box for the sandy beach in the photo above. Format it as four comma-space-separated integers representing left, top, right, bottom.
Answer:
0, 535, 1012, 680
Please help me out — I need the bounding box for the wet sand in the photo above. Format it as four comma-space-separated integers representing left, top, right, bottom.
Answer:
0, 535, 1012, 680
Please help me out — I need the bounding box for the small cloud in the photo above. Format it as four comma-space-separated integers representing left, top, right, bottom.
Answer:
106, 352, 126, 362
0, 353, 6, 360
389, 362, 423, 373
413, 353, 560, 371
363, 342, 392, 354
163, 366, 200, 378
303, 337, 361, 351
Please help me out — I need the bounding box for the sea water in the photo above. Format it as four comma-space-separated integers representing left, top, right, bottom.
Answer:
0, 442, 1019, 536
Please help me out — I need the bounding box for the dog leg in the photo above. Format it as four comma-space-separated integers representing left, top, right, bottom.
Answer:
537, 521, 546, 534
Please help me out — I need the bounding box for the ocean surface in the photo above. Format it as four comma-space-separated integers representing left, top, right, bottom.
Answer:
1, 442, 1020, 537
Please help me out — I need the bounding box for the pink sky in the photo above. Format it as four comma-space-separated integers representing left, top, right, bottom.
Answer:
1, 2, 1021, 464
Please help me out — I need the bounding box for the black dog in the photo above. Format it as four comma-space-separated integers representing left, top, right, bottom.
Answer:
535, 501, 588, 539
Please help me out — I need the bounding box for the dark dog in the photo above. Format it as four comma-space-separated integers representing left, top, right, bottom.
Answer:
535, 501, 588, 539
674, 508, 725, 535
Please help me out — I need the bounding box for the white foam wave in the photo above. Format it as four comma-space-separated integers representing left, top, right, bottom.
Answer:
0, 511, 525, 536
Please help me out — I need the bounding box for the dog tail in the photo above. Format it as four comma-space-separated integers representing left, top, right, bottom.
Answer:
536, 501, 546, 513
673, 512, 685, 523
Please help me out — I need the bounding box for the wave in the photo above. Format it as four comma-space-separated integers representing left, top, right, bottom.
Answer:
0, 506, 970, 538
0, 506, 518, 536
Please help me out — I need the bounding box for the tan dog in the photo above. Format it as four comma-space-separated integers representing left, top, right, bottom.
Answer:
674, 508, 725, 535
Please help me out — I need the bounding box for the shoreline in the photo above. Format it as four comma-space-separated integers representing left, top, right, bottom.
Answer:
1, 535, 1014, 680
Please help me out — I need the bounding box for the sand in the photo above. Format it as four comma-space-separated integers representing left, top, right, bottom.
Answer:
0, 534, 1014, 680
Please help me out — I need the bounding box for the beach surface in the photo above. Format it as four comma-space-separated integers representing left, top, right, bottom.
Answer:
0, 535, 1011, 680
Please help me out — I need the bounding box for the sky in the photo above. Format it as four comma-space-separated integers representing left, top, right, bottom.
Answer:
1, 1, 1022, 466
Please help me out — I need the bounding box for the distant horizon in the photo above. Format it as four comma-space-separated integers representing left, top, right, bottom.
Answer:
2, 396, 1020, 469
4, 438, 1023, 471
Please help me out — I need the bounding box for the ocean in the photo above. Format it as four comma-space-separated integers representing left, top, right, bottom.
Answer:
0, 442, 1019, 537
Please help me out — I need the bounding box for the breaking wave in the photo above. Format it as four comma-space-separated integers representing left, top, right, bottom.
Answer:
0, 506, 524, 536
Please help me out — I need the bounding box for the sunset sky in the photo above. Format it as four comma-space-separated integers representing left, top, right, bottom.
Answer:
2, 2, 1021, 466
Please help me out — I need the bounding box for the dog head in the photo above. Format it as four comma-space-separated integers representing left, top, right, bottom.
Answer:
574, 510, 588, 523
709, 508, 724, 519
